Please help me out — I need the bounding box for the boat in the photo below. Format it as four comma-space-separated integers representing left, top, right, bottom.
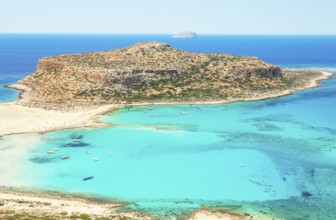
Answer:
47, 150, 55, 154
61, 155, 70, 160
52, 147, 59, 151
85, 150, 91, 154
148, 108, 153, 110
93, 157, 100, 161
72, 139, 81, 142
82, 176, 94, 181
180, 112, 187, 115
109, 152, 113, 156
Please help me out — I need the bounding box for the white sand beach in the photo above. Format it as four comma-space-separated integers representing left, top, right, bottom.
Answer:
0, 102, 115, 136
0, 135, 42, 186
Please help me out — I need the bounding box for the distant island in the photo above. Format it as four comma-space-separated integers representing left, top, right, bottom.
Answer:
13, 42, 330, 110
172, 31, 197, 38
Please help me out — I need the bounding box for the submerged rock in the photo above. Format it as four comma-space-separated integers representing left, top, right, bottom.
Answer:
63, 142, 90, 147
30, 157, 57, 164
301, 191, 313, 197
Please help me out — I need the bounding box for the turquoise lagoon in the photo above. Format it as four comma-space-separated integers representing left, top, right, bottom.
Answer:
1, 35, 336, 219
1, 76, 336, 219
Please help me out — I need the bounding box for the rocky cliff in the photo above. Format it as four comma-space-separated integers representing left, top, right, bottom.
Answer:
19, 42, 303, 108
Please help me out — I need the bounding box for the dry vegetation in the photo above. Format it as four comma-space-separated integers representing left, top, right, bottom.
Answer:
0, 192, 151, 220
19, 42, 322, 109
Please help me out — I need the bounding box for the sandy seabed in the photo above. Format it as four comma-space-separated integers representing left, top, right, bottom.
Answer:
0, 71, 332, 219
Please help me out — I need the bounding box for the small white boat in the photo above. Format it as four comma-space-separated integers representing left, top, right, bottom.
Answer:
109, 152, 113, 156
47, 150, 55, 154
61, 155, 70, 160
52, 147, 59, 151
93, 157, 100, 161
85, 150, 91, 154
180, 112, 187, 115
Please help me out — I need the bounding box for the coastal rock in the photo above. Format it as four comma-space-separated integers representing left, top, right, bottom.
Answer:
172, 31, 197, 38
19, 42, 289, 109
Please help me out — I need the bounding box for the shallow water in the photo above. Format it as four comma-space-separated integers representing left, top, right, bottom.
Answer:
0, 84, 19, 102
1, 35, 336, 219
25, 129, 298, 201
1, 76, 336, 219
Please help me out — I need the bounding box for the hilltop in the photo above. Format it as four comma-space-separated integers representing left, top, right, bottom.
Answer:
17, 42, 326, 110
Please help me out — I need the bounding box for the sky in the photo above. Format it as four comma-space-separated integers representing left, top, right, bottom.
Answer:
0, 0, 335, 34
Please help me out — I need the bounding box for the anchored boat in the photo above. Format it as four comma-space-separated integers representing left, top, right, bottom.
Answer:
61, 155, 70, 160
82, 176, 94, 181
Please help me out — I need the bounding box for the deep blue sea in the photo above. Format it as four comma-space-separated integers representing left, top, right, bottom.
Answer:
1, 35, 336, 219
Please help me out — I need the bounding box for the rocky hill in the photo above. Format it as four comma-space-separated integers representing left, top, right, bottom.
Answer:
18, 42, 321, 109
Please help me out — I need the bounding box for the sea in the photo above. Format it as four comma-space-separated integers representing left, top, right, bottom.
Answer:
1, 34, 336, 219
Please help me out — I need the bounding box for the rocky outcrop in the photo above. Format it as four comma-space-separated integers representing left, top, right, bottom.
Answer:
37, 60, 65, 73
231, 66, 282, 78
19, 42, 290, 108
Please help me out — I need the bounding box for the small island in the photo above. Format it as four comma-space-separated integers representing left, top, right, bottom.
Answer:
0, 42, 332, 136
172, 31, 197, 38
14, 42, 329, 109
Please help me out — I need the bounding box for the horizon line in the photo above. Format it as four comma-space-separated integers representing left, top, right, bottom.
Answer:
0, 32, 336, 36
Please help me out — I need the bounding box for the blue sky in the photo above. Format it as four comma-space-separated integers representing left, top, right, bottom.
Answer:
0, 0, 335, 34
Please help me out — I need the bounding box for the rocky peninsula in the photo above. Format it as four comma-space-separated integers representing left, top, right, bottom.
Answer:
14, 42, 329, 111
0, 42, 332, 136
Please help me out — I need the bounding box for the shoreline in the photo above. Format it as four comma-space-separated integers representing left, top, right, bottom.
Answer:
0, 188, 152, 220
0, 188, 276, 220
0, 70, 333, 137
127, 70, 333, 106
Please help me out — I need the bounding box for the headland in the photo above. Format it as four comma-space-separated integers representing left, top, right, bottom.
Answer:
0, 42, 333, 135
